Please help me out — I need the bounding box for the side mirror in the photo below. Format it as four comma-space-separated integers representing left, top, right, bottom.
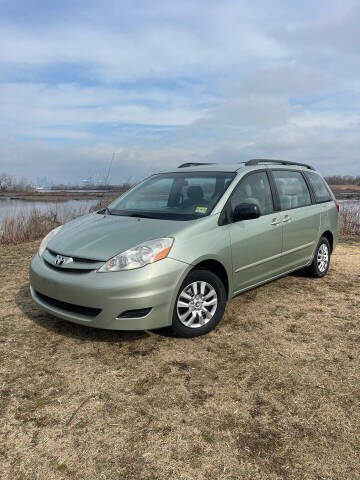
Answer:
232, 203, 260, 222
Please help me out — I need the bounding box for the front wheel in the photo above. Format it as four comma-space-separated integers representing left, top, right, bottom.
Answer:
307, 237, 331, 278
171, 269, 227, 337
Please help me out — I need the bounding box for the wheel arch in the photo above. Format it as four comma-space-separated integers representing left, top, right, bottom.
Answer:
191, 258, 230, 298
320, 230, 334, 253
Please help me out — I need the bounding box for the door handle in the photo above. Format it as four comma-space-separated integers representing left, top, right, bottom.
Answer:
283, 215, 291, 223
271, 219, 281, 226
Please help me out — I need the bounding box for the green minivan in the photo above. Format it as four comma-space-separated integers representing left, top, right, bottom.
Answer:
30, 159, 339, 337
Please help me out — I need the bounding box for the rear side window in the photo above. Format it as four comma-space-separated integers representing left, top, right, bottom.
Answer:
230, 172, 274, 215
272, 170, 311, 210
305, 172, 332, 203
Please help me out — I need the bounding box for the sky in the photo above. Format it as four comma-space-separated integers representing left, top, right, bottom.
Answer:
0, 0, 359, 184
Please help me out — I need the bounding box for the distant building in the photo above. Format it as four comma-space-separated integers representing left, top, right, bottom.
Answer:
80, 173, 105, 187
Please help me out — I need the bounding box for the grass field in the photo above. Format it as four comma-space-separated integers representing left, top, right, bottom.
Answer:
0, 238, 359, 480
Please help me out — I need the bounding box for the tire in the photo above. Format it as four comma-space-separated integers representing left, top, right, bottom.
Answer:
307, 237, 331, 278
171, 269, 227, 338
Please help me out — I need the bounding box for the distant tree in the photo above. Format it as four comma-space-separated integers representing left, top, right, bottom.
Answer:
325, 175, 360, 186
0, 173, 14, 191
0, 173, 32, 192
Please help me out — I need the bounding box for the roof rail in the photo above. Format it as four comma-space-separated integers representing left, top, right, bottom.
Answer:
245, 159, 315, 170
178, 162, 215, 168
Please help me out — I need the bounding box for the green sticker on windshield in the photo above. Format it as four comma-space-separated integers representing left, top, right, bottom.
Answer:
195, 206, 208, 214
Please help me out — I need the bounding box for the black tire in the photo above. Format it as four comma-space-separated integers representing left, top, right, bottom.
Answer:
171, 269, 227, 338
307, 237, 331, 278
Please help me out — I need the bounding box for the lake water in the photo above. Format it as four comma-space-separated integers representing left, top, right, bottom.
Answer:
0, 197, 98, 224
339, 199, 360, 209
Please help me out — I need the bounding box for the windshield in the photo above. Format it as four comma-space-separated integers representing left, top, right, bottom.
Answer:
105, 172, 236, 220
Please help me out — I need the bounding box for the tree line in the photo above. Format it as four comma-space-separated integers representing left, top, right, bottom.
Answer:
324, 175, 360, 185
0, 173, 32, 192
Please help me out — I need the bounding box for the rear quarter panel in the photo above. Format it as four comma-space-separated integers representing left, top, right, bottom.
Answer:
322, 202, 339, 250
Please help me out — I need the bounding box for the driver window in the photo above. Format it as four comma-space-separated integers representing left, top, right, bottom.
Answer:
230, 172, 274, 215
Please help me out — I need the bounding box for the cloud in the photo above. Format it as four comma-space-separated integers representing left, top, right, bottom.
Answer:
271, 4, 360, 57
0, 82, 211, 138
232, 63, 332, 96
0, 0, 359, 181
0, 9, 285, 82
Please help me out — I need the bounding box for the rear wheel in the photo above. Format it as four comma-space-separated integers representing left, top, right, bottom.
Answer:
171, 269, 227, 337
307, 237, 331, 278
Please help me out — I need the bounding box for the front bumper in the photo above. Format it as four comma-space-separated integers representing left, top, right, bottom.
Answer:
30, 254, 190, 330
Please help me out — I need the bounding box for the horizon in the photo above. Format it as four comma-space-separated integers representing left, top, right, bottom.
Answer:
1, 0, 360, 183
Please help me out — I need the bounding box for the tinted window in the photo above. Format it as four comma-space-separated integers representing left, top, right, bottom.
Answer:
272, 170, 311, 210
108, 172, 235, 220
230, 172, 273, 215
306, 172, 332, 203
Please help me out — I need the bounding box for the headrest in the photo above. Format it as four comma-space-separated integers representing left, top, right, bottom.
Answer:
279, 182, 303, 195
187, 185, 204, 201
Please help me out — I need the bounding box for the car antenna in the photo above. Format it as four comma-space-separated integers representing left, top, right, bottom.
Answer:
99, 152, 115, 213
104, 152, 115, 188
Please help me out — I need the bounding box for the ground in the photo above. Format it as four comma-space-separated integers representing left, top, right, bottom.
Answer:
0, 239, 359, 480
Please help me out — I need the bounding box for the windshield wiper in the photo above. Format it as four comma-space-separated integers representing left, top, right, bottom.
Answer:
106, 210, 159, 219
127, 213, 156, 219
100, 206, 112, 215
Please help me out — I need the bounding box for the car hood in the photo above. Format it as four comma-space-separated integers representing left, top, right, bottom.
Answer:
47, 213, 191, 261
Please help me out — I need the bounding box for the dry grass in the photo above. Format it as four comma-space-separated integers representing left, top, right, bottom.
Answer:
0, 199, 118, 246
88, 196, 118, 213
0, 206, 90, 246
0, 238, 359, 479
339, 206, 360, 236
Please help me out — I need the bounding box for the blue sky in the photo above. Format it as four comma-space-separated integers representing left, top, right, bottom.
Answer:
0, 0, 359, 183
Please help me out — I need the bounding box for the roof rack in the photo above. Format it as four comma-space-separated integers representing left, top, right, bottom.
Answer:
178, 162, 215, 168
245, 159, 315, 170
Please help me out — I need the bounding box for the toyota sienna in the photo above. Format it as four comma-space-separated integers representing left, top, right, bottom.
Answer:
30, 159, 339, 337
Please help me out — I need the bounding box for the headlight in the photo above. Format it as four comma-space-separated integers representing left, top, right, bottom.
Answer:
97, 237, 174, 272
38, 225, 63, 257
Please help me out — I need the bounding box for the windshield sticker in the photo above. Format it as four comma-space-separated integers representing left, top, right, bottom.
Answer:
195, 206, 208, 214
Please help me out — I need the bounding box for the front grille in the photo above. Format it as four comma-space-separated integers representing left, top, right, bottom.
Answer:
44, 249, 103, 272
35, 291, 101, 317
44, 259, 93, 273
47, 248, 99, 263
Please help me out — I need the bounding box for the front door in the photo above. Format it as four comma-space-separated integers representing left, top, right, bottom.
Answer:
228, 171, 283, 293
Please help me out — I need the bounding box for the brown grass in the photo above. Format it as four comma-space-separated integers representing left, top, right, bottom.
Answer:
88, 196, 117, 213
0, 206, 91, 246
0, 199, 118, 246
0, 238, 359, 479
339, 207, 360, 236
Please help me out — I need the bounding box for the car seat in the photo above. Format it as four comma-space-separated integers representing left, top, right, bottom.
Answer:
240, 184, 262, 212
182, 185, 204, 208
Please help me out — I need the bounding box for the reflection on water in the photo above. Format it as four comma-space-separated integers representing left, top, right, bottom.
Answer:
0, 198, 98, 223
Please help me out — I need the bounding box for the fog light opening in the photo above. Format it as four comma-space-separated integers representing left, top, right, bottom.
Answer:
117, 308, 152, 319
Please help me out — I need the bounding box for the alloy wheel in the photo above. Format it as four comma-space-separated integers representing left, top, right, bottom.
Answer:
176, 281, 218, 328
317, 243, 329, 272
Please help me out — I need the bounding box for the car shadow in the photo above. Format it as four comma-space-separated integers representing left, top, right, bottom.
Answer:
289, 267, 310, 278
15, 284, 169, 343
